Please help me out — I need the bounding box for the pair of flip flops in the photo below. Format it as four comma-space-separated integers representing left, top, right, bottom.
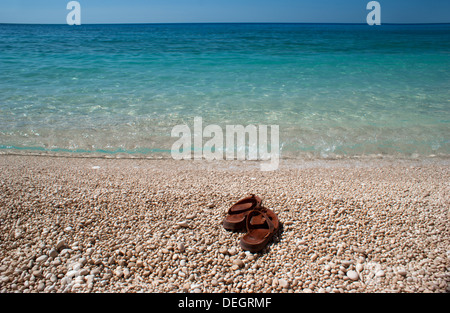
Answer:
223, 194, 279, 253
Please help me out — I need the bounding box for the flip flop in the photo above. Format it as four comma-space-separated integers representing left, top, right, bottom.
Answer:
240, 207, 279, 252
223, 194, 262, 231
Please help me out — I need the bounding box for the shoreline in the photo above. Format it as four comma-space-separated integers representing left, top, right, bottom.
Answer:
1, 150, 449, 168
0, 155, 448, 293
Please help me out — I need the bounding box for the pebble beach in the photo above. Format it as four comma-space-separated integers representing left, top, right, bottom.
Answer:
0, 155, 449, 293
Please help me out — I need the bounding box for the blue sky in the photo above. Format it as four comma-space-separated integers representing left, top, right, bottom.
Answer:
1, 0, 449, 24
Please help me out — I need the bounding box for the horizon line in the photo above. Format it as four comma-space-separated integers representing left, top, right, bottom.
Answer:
1, 22, 450, 26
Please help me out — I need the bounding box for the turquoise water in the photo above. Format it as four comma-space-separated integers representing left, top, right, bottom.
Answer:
0, 23, 449, 159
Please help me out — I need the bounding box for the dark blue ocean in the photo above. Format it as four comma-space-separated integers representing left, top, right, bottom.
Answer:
0, 23, 449, 159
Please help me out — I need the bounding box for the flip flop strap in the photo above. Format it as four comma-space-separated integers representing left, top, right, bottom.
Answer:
246, 209, 275, 237
227, 194, 262, 215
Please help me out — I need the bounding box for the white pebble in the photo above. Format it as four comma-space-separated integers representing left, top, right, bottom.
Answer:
72, 263, 81, 271
356, 263, 364, 272
375, 270, 385, 277
56, 240, 67, 251
398, 268, 407, 276
79, 268, 89, 276
232, 259, 244, 268
347, 270, 359, 281
177, 221, 189, 228
279, 279, 289, 289
66, 270, 79, 279
115, 269, 124, 277
186, 213, 196, 219
228, 248, 237, 256
36, 255, 48, 263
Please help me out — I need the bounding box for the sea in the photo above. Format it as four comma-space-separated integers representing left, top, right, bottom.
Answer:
0, 23, 449, 160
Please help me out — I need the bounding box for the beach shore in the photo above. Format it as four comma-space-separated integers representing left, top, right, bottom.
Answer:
0, 155, 448, 293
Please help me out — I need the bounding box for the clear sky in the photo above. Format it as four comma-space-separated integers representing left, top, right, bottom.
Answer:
1, 0, 449, 24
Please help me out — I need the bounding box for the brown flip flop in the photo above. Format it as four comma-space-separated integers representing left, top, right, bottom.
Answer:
240, 207, 279, 253
223, 194, 262, 231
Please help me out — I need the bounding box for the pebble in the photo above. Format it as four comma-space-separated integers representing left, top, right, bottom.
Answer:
14, 229, 23, 239
72, 263, 82, 271
0, 157, 448, 294
66, 270, 79, 278
341, 260, 353, 267
232, 259, 244, 268
79, 268, 89, 276
279, 279, 289, 289
219, 247, 228, 255
228, 248, 237, 256
398, 268, 407, 276
32, 269, 43, 277
177, 221, 189, 228
347, 270, 359, 281
56, 240, 67, 251
37, 282, 45, 291
115, 269, 124, 278
177, 242, 185, 253
36, 255, 48, 263
376, 270, 385, 277
356, 263, 364, 273
49, 249, 58, 258
60, 277, 70, 286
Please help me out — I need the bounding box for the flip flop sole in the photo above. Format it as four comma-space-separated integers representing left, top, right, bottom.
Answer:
223, 213, 247, 230
240, 230, 276, 252
239, 208, 279, 252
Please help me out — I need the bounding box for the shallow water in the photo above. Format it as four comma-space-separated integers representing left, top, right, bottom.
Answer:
0, 23, 449, 159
